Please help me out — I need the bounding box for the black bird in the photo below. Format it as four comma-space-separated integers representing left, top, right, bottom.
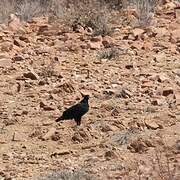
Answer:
56, 95, 89, 126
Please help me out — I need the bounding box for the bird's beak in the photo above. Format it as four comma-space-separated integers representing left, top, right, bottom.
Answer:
80, 92, 85, 97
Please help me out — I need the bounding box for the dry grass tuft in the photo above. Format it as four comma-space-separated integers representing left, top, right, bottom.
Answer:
0, 0, 161, 29
37, 170, 95, 180
59, 0, 113, 36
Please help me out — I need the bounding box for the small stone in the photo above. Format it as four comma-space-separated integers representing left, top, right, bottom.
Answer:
153, 53, 166, 62
38, 80, 46, 86
151, 97, 166, 106
91, 35, 103, 42
88, 41, 103, 50
142, 41, 153, 51
125, 64, 133, 69
132, 28, 145, 37
32, 16, 48, 24
19, 36, 30, 43
154, 27, 169, 38
175, 93, 180, 105
173, 69, 180, 77
175, 7, 180, 23
162, 87, 174, 96
41, 127, 56, 140
102, 36, 114, 48
144, 119, 159, 130
157, 74, 169, 82
64, 33, 78, 41
40, 101, 56, 111
175, 76, 180, 86
175, 140, 180, 151
141, 81, 154, 88
37, 25, 49, 34
149, 73, 158, 81
117, 89, 132, 98
105, 150, 118, 160
74, 25, 84, 33
72, 129, 90, 143
22, 110, 28, 115
0, 58, 12, 68
12, 54, 24, 61
86, 27, 93, 33
35, 46, 52, 54
12, 132, 26, 142
128, 138, 148, 153
171, 29, 180, 43
131, 41, 143, 50
101, 124, 114, 132
51, 149, 71, 157
4, 174, 12, 180
14, 39, 26, 47
176, 105, 180, 112
51, 132, 61, 141
1, 42, 13, 52
23, 69, 39, 80
42, 120, 53, 126
103, 89, 115, 96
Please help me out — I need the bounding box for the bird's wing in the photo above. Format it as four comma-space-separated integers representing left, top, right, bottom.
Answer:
60, 99, 89, 120
62, 103, 82, 119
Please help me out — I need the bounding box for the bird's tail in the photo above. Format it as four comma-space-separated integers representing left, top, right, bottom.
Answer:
55, 116, 64, 122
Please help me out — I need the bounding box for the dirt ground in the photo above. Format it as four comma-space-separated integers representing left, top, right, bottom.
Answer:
0, 2, 180, 180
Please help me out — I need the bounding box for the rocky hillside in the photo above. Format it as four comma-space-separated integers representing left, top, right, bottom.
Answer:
0, 1, 180, 179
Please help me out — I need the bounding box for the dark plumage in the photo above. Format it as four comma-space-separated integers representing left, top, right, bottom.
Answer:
56, 95, 89, 126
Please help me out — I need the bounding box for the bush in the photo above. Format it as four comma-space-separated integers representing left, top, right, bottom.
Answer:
0, 0, 15, 23
0, 0, 114, 36
97, 48, 120, 60
0, 0, 54, 23
37, 170, 95, 180
0, 0, 161, 29
15, 0, 53, 21
121, 0, 161, 27
135, 0, 158, 27
60, 0, 113, 36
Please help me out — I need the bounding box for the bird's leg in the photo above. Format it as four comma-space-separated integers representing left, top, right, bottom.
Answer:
77, 121, 81, 126
76, 120, 81, 126
75, 118, 81, 126
73, 120, 81, 131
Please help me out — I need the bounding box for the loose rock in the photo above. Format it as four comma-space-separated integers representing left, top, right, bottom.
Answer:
41, 127, 57, 141
162, 87, 174, 96
144, 119, 160, 130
